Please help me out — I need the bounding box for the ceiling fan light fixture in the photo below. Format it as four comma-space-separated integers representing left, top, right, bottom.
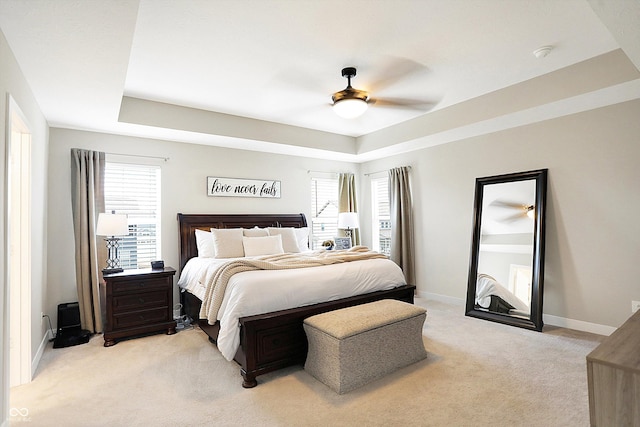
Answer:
333, 97, 368, 119
526, 205, 535, 219
332, 67, 369, 119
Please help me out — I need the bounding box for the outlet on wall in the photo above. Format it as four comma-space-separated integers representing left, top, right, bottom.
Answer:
632, 301, 640, 314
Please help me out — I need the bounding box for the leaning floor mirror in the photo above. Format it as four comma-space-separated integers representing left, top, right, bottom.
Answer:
465, 169, 548, 331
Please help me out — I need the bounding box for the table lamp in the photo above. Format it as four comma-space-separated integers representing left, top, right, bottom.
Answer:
338, 212, 359, 244
96, 211, 129, 274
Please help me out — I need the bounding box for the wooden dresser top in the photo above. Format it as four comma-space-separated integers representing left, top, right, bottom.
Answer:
587, 309, 640, 374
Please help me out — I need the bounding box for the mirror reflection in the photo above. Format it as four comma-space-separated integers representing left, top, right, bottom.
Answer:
475, 179, 535, 319
466, 169, 547, 331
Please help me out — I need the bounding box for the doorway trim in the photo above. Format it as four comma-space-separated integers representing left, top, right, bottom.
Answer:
5, 94, 32, 388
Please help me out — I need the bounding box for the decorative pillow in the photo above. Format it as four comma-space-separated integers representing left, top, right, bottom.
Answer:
243, 227, 269, 237
242, 235, 284, 257
211, 228, 245, 258
195, 229, 215, 258
267, 227, 300, 253
294, 227, 310, 251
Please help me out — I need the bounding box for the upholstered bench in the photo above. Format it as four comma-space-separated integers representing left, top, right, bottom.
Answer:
303, 299, 427, 394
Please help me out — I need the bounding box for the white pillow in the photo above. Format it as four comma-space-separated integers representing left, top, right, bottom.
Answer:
267, 227, 300, 253
211, 228, 245, 258
294, 227, 309, 251
243, 227, 269, 237
195, 229, 215, 258
242, 235, 284, 257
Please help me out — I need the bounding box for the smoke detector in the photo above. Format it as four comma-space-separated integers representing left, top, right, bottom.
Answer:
533, 46, 553, 59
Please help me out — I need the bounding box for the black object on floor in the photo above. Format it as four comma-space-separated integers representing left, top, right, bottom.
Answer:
53, 302, 91, 349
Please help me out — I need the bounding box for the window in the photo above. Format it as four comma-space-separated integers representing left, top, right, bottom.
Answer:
104, 161, 161, 269
508, 264, 532, 306
371, 175, 391, 256
310, 176, 339, 249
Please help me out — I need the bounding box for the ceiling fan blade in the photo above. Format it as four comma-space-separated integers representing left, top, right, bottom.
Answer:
269, 67, 333, 96
501, 212, 527, 223
366, 57, 430, 93
489, 200, 526, 209
369, 97, 436, 112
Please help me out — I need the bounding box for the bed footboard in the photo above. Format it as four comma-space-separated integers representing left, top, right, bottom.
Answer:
182, 284, 416, 387
237, 284, 415, 387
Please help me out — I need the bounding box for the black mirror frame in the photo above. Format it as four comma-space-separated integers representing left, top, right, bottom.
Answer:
465, 169, 548, 331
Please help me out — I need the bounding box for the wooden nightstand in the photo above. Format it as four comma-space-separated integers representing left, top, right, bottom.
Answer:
102, 267, 177, 347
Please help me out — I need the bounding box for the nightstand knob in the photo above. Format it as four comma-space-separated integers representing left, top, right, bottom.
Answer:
137, 282, 145, 287
138, 298, 145, 303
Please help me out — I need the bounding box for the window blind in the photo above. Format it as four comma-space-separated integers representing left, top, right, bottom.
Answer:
310, 176, 339, 249
104, 162, 161, 269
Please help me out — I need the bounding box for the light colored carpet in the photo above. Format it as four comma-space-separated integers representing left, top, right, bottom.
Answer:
9, 298, 603, 426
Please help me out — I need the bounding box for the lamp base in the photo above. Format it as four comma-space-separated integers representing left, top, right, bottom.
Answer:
102, 267, 123, 275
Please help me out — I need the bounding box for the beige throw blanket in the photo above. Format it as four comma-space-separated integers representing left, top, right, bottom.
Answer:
199, 246, 387, 324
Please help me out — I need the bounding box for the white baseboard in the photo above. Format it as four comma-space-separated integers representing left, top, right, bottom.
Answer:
31, 329, 51, 379
417, 291, 465, 306
543, 314, 615, 336
417, 291, 615, 336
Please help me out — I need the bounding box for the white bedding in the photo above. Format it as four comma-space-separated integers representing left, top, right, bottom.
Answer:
177, 254, 406, 361
476, 274, 529, 313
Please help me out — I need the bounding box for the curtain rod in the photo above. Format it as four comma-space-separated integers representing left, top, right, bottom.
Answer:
364, 165, 411, 176
307, 166, 412, 176
105, 152, 169, 162
307, 170, 341, 175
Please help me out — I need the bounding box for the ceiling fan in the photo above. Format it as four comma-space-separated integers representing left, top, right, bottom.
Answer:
488, 200, 535, 222
331, 66, 435, 119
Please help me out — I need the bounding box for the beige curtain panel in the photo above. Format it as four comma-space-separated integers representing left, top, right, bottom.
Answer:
389, 166, 415, 285
70, 148, 106, 333
338, 172, 360, 246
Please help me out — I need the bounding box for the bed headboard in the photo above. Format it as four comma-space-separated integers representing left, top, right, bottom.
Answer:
177, 213, 308, 272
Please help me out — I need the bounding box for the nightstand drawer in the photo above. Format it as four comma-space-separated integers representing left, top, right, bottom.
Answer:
113, 307, 168, 329
112, 290, 167, 313
111, 277, 169, 294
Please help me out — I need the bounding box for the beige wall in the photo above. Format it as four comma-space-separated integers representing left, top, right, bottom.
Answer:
46, 128, 358, 325
48, 99, 640, 335
360, 99, 640, 329
0, 29, 49, 424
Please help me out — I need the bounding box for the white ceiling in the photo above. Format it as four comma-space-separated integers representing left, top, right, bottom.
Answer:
1, 0, 639, 161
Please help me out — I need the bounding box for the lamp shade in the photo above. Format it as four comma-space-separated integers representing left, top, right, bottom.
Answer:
333, 98, 368, 119
338, 212, 359, 229
96, 212, 129, 237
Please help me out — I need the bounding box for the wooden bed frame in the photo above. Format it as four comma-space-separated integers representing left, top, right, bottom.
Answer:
177, 213, 416, 388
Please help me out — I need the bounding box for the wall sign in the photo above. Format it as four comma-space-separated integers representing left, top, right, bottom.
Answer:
207, 176, 281, 198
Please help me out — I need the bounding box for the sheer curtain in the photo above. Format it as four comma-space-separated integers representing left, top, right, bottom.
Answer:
338, 173, 360, 245
389, 166, 415, 285
70, 148, 105, 333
